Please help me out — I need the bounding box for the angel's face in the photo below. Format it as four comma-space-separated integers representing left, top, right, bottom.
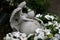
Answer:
27, 10, 35, 18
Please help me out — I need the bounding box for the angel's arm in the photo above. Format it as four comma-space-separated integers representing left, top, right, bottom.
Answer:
34, 17, 44, 24
20, 15, 34, 21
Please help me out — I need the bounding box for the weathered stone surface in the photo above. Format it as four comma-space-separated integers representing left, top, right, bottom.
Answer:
10, 1, 44, 34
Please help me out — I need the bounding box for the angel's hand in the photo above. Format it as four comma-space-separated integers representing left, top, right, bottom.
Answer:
34, 17, 44, 24
18, 1, 26, 8
23, 18, 34, 22
20, 16, 34, 22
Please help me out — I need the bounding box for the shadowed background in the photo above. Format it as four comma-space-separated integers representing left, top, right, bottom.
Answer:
48, 0, 60, 15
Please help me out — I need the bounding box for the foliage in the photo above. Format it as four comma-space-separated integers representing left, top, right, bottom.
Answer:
28, 35, 34, 40
25, 0, 50, 14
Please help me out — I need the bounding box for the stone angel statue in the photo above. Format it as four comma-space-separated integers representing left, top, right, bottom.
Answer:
10, 1, 44, 34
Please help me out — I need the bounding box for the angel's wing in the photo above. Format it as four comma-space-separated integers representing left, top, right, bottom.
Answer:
10, 1, 26, 31
10, 8, 22, 31
10, 1, 26, 22
10, 7, 21, 22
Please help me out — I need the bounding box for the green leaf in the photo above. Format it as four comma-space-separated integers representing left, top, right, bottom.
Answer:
25, 0, 50, 14
28, 35, 35, 40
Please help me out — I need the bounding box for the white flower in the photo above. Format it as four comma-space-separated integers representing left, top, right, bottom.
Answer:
12, 32, 20, 38
48, 22, 53, 25
36, 14, 42, 18
6, 34, 11, 40
5, 33, 20, 40
5, 33, 13, 40
35, 28, 45, 39
55, 27, 59, 29
59, 29, 60, 34
35, 28, 43, 33
20, 33, 27, 40
20, 37, 27, 40
34, 36, 38, 40
52, 37, 59, 40
44, 29, 51, 35
57, 24, 60, 29
34, 31, 45, 40
55, 34, 60, 39
38, 32, 45, 39
45, 15, 54, 20
50, 16, 54, 20
28, 9, 31, 12
53, 21, 58, 26
45, 15, 50, 20
21, 33, 27, 38
44, 23, 48, 26
44, 21, 53, 26
55, 24, 60, 29
54, 21, 60, 29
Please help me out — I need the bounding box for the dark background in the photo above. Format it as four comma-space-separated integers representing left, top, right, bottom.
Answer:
0, 0, 24, 40
48, 0, 60, 15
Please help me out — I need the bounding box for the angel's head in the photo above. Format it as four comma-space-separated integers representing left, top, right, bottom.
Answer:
27, 10, 35, 18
